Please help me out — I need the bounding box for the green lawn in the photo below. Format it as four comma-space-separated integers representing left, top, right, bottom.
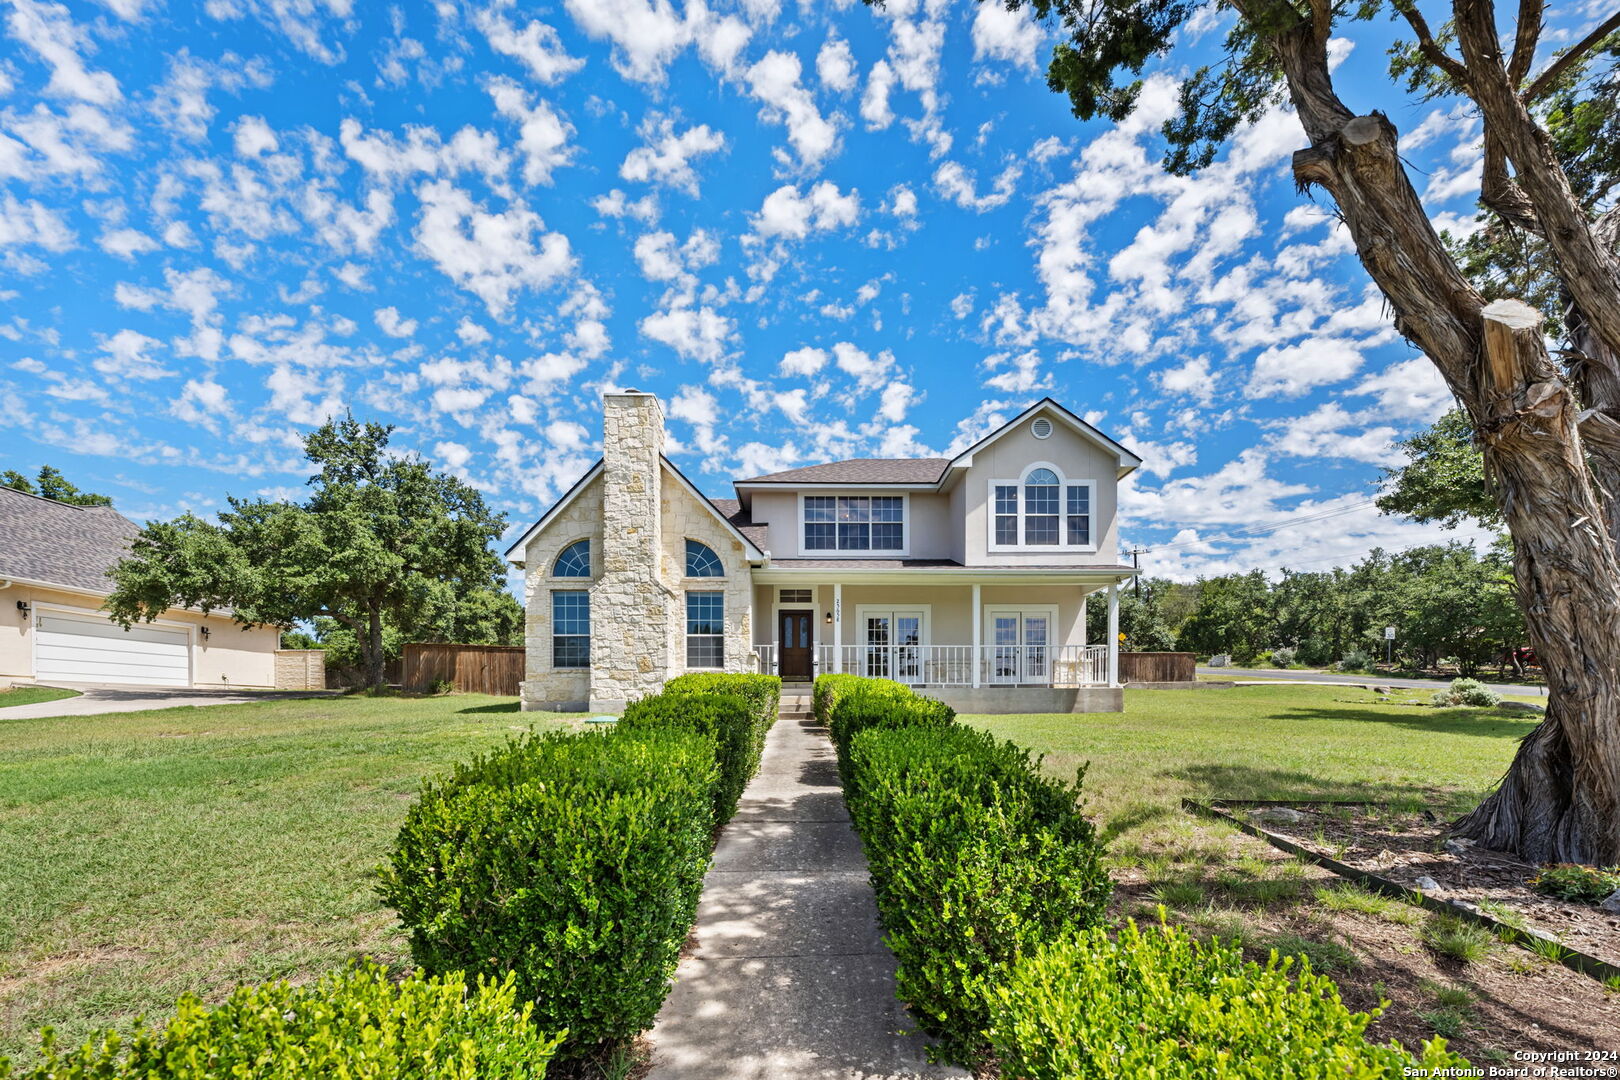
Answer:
0, 694, 573, 1061
0, 686, 80, 709
966, 684, 1529, 833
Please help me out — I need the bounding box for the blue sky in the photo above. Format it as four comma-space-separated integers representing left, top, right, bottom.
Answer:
3, 0, 1596, 579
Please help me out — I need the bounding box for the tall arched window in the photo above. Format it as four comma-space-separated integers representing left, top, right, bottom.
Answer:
686, 539, 724, 578
1022, 468, 1060, 545
553, 538, 591, 578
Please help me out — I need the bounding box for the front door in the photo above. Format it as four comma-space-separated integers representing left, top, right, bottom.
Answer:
778, 610, 814, 680
863, 610, 925, 683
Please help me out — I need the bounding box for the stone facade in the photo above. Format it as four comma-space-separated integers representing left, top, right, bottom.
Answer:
521, 474, 602, 710
517, 392, 761, 712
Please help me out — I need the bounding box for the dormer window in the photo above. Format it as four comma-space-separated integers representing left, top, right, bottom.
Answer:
990, 466, 1093, 551
802, 495, 906, 553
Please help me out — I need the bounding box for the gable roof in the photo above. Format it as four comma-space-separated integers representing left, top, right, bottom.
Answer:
949, 397, 1142, 477
502, 458, 766, 564
0, 485, 140, 596
736, 458, 952, 485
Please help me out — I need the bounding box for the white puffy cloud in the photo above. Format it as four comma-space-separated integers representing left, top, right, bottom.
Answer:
374, 306, 418, 337
94, 328, 171, 379
475, 2, 584, 84
6, 0, 121, 104
1246, 338, 1365, 398
745, 50, 839, 171
487, 77, 575, 186
639, 301, 734, 363
860, 59, 894, 129
1347, 356, 1455, 421
816, 34, 857, 93
232, 114, 278, 157
981, 349, 1051, 393
1154, 356, 1215, 406
457, 317, 491, 344
971, 2, 1041, 71
620, 114, 726, 195
779, 346, 827, 376
1268, 403, 1398, 464
750, 181, 859, 240
831, 340, 893, 391
98, 227, 159, 258
933, 159, 1021, 211
413, 179, 575, 317
0, 194, 74, 250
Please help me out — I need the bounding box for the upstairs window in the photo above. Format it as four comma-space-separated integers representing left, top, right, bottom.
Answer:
804, 495, 904, 552
553, 539, 591, 577
989, 467, 1093, 551
685, 539, 724, 577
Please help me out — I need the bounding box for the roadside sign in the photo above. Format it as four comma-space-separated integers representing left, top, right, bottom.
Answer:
1383, 626, 1396, 640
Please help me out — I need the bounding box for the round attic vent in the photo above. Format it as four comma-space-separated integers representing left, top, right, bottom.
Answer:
1031, 416, 1053, 439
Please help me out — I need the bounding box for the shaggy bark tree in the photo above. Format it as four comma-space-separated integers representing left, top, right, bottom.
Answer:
984, 0, 1620, 862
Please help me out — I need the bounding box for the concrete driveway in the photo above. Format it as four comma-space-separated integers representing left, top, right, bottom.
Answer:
0, 683, 337, 720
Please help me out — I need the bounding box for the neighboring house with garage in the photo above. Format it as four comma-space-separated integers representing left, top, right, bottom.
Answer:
506, 391, 1141, 714
0, 485, 278, 689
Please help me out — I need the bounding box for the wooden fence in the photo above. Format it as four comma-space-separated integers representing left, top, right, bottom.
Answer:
402, 643, 524, 696
1119, 652, 1196, 684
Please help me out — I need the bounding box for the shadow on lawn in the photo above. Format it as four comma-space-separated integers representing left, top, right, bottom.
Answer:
1270, 705, 1539, 740
1176, 762, 1487, 811
455, 701, 521, 715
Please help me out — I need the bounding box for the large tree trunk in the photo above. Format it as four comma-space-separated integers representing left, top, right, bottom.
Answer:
1233, 0, 1620, 863
366, 604, 386, 690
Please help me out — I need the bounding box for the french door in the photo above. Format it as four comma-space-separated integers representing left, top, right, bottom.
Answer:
987, 610, 1051, 685
863, 610, 925, 683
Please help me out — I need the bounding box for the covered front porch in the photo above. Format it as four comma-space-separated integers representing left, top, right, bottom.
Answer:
748, 565, 1134, 712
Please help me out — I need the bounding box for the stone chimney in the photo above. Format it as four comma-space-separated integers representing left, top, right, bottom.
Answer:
591, 391, 671, 710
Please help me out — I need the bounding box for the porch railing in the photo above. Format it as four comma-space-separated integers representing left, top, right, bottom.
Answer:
753, 644, 1110, 687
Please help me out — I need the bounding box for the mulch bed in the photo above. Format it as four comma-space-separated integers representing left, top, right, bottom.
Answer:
1231, 802, 1620, 969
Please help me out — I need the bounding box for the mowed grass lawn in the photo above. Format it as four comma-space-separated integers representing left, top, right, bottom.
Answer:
0, 687, 80, 709
0, 694, 574, 1060
0, 683, 1538, 1062
967, 683, 1531, 838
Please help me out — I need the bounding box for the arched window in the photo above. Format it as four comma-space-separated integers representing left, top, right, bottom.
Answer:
553, 538, 591, 578
1022, 469, 1060, 545
686, 539, 724, 578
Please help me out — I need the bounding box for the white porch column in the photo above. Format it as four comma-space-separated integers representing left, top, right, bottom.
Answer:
833, 582, 843, 673
1106, 584, 1120, 687
971, 583, 982, 688
1078, 593, 1087, 647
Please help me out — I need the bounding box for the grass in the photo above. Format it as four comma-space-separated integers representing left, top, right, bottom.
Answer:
0, 693, 573, 1060
1313, 882, 1420, 925
1267, 931, 1359, 973
1420, 915, 1496, 964
0, 686, 80, 709
965, 685, 1533, 833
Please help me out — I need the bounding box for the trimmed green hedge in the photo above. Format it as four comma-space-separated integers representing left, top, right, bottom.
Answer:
0, 965, 561, 1080
987, 920, 1467, 1079
621, 692, 757, 825
817, 674, 954, 773
629, 673, 779, 825
379, 727, 717, 1062
843, 721, 1111, 1065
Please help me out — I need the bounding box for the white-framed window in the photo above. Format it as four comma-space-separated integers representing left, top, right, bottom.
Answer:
552, 538, 591, 577
686, 591, 725, 669
989, 465, 1094, 552
685, 539, 724, 577
801, 494, 907, 554
552, 591, 590, 668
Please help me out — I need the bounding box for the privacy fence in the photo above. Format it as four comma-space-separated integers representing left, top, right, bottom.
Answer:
402, 643, 524, 695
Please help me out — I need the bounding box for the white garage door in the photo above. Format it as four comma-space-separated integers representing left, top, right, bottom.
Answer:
35, 610, 191, 687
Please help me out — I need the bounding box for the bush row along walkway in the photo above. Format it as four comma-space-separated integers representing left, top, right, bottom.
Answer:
647, 692, 964, 1080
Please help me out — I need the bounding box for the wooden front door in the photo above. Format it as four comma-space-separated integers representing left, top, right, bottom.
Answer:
778, 609, 814, 680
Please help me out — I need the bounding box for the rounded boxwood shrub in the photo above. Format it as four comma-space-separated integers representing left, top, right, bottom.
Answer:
620, 691, 759, 825
0, 964, 562, 1080
987, 920, 1468, 1079
378, 728, 717, 1062
1432, 677, 1501, 708
844, 723, 1111, 1066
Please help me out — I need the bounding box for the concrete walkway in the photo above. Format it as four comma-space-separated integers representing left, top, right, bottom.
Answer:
647, 692, 962, 1080
0, 683, 335, 720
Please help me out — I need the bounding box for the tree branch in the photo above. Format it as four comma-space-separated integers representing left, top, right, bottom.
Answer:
1394, 0, 1473, 85
1523, 8, 1620, 101
1508, 0, 1543, 86
1481, 128, 1544, 234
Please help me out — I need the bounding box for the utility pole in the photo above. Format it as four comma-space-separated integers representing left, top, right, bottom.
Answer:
1126, 548, 1145, 598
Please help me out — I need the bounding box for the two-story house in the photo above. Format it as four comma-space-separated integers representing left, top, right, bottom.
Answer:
506, 391, 1141, 713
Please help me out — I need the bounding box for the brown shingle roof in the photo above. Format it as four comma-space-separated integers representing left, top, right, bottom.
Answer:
737, 458, 952, 485
0, 486, 140, 595
708, 497, 768, 550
